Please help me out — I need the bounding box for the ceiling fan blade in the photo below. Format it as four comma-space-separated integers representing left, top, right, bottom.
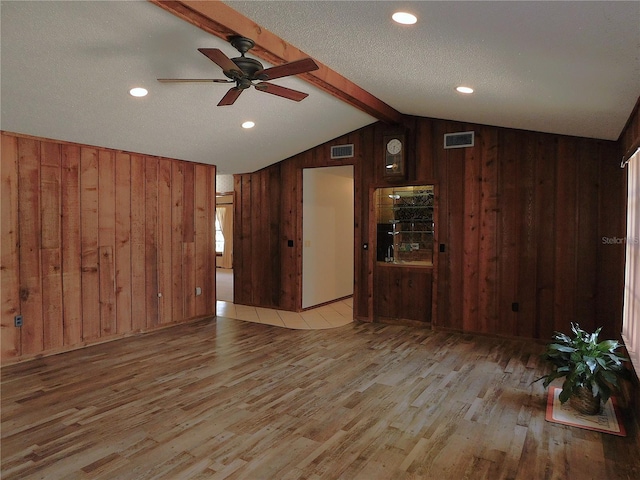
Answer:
255, 58, 319, 80
218, 87, 243, 106
255, 83, 309, 102
198, 48, 243, 77
157, 78, 233, 83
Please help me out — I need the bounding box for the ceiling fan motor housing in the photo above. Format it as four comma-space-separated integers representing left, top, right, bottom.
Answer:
226, 56, 265, 81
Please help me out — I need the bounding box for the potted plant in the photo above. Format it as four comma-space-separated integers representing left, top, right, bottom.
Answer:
535, 323, 630, 415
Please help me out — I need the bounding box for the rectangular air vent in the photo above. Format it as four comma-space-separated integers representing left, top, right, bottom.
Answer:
444, 131, 475, 149
331, 144, 354, 159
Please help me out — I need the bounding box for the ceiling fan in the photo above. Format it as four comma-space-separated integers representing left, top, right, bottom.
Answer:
158, 36, 319, 106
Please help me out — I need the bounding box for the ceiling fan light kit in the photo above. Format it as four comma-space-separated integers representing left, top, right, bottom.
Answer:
158, 36, 319, 107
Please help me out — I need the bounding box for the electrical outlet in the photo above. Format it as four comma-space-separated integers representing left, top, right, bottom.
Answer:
14, 315, 23, 327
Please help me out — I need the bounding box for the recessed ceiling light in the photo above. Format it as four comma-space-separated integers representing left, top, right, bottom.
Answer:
129, 87, 148, 97
392, 12, 417, 25
242, 121, 255, 129
456, 86, 474, 94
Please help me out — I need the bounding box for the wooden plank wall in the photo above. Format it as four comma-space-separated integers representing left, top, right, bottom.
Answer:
233, 115, 627, 341
234, 166, 287, 310
233, 131, 365, 311
620, 97, 640, 158
0, 132, 216, 363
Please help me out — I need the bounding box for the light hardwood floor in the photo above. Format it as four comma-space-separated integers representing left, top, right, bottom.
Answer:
1, 316, 638, 479
216, 299, 353, 330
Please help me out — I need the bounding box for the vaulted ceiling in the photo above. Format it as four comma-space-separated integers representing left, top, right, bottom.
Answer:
2, 1, 639, 174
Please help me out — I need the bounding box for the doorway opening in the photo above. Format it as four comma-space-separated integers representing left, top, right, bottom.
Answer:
215, 193, 233, 302
302, 165, 354, 309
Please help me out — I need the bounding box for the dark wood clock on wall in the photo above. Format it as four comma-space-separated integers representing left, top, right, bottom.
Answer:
383, 133, 406, 179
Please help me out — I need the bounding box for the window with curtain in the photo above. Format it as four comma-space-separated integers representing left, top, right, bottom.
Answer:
215, 204, 233, 268
215, 216, 224, 253
622, 148, 640, 377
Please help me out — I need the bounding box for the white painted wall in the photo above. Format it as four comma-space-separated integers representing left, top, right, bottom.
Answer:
302, 166, 354, 309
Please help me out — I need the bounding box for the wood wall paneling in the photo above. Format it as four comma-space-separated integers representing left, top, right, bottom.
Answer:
250, 171, 265, 306
232, 114, 626, 341
80, 147, 100, 341
171, 161, 185, 324
431, 121, 449, 330
358, 127, 376, 321
145, 157, 159, 329
279, 161, 298, 311
495, 129, 518, 337
1, 132, 217, 363
130, 154, 147, 332
40, 141, 63, 350
183, 242, 196, 321
233, 175, 251, 305
19, 137, 44, 354
61, 145, 83, 345
515, 137, 538, 339
1, 134, 21, 358
462, 131, 481, 332
373, 265, 398, 320
115, 152, 132, 334
183, 162, 196, 319
98, 150, 116, 336
620, 96, 640, 158
1, 100, 634, 362
351, 131, 366, 321
158, 158, 173, 324
194, 164, 209, 317
403, 268, 432, 323
476, 127, 499, 334
533, 135, 557, 340
574, 142, 600, 335
182, 162, 195, 243
268, 166, 282, 308
444, 138, 466, 332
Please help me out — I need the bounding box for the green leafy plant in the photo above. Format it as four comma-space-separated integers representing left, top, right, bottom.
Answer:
535, 323, 629, 405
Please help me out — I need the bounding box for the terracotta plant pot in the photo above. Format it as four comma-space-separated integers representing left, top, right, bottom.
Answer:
569, 386, 601, 415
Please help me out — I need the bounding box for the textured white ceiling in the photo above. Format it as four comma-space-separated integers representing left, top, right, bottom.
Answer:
0, 0, 374, 174
2, 1, 639, 175
227, 0, 640, 141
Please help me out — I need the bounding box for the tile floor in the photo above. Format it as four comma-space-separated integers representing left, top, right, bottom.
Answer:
215, 298, 353, 329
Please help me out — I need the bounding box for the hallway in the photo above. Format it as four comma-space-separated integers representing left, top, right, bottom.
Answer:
216, 267, 353, 330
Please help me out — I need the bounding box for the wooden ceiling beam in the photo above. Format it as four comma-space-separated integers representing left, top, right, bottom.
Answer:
149, 0, 403, 125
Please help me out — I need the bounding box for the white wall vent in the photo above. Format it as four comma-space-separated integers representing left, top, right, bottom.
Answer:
331, 144, 354, 159
444, 131, 475, 149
